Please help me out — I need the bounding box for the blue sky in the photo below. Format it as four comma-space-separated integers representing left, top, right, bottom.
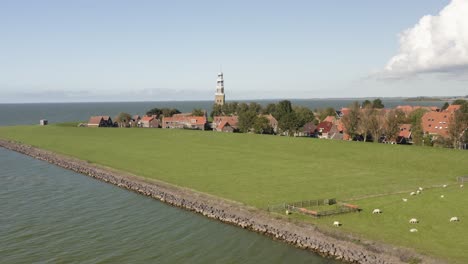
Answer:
1, 0, 467, 102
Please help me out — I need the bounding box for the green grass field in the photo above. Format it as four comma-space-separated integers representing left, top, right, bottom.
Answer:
1, 125, 467, 262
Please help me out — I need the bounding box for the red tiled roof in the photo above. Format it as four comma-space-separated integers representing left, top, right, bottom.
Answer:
421, 112, 452, 137
316, 121, 333, 133
88, 116, 103, 125
213, 116, 239, 129
141, 116, 155, 122
163, 115, 207, 126
399, 124, 412, 138
445, 105, 461, 113
340, 108, 350, 116
336, 119, 344, 132
323, 115, 336, 123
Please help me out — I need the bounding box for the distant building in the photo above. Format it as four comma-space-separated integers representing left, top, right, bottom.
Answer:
88, 116, 113, 127
39, 119, 48, 126
162, 114, 207, 130
213, 116, 239, 132
214, 72, 225, 105
421, 111, 453, 138
140, 115, 160, 128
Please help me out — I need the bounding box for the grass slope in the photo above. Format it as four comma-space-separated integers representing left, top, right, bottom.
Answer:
1, 125, 467, 261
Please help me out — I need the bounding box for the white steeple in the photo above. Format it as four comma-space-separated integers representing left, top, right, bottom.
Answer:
214, 72, 225, 105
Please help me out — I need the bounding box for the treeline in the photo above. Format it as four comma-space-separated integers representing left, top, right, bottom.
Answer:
212, 100, 316, 135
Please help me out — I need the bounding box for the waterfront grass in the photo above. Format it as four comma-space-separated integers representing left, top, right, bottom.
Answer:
0, 125, 467, 261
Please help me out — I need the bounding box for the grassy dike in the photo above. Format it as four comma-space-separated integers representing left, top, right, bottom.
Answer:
1, 125, 467, 262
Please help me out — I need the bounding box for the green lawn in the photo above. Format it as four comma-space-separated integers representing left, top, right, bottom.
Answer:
1, 125, 467, 262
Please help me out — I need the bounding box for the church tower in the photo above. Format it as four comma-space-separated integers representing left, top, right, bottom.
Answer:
214, 72, 225, 105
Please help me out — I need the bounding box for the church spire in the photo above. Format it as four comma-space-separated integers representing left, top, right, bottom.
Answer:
214, 72, 225, 105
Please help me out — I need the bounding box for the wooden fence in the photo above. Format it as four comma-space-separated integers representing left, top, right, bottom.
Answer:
267, 198, 359, 218
457, 176, 468, 184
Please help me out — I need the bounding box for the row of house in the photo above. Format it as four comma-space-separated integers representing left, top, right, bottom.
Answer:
86, 104, 462, 145
87, 115, 160, 128
311, 104, 462, 144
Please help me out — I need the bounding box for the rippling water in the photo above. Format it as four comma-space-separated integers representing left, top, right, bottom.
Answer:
0, 148, 340, 263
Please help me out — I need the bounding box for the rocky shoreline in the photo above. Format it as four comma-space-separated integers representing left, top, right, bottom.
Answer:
0, 139, 438, 264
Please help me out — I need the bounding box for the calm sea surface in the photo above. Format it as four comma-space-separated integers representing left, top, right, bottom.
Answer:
0, 100, 442, 263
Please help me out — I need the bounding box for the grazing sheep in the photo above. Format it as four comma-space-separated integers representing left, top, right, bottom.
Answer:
440, 195, 444, 198
410, 228, 418, 233
443, 184, 447, 188
333, 221, 340, 227
450, 217, 459, 222
418, 187, 423, 191
372, 209, 382, 214
402, 198, 408, 202
410, 192, 416, 196
461, 185, 464, 188
285, 210, 290, 215
409, 218, 419, 224
416, 190, 421, 195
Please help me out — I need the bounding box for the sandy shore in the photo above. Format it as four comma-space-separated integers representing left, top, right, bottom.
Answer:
0, 139, 441, 264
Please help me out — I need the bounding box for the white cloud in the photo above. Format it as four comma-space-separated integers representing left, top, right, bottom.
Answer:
381, 0, 468, 79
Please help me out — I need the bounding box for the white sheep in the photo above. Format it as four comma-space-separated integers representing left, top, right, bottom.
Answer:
418, 187, 423, 191
450, 217, 459, 222
440, 195, 444, 198
409, 218, 419, 224
402, 198, 408, 202
461, 184, 464, 188
410, 228, 418, 233
333, 221, 341, 227
443, 184, 447, 188
410, 192, 416, 196
285, 210, 290, 215
372, 209, 382, 214
416, 190, 421, 195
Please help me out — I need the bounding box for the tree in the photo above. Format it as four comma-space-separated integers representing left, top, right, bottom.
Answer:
262, 103, 277, 115
372, 98, 384, 109
408, 108, 427, 145
238, 110, 257, 133
448, 109, 468, 149
115, 112, 132, 128
253, 116, 274, 134
161, 108, 181, 117
294, 106, 315, 128
146, 108, 162, 116
237, 103, 250, 114
318, 107, 336, 121
361, 100, 372, 108
341, 101, 360, 140
249, 102, 263, 114
275, 100, 293, 117
441, 102, 450, 111
452, 99, 468, 107
368, 110, 385, 143
384, 109, 404, 143
192, 108, 205, 116
211, 104, 223, 117
358, 106, 373, 142
278, 112, 299, 136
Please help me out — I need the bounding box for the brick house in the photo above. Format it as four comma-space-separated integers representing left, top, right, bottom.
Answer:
140, 115, 160, 128
213, 116, 239, 132
88, 116, 113, 127
162, 115, 207, 130
421, 111, 453, 138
